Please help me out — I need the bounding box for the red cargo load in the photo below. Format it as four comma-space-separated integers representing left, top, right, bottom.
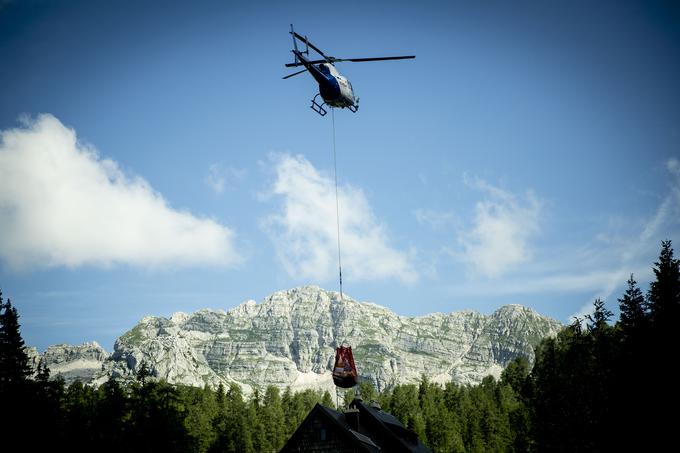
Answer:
332, 345, 358, 388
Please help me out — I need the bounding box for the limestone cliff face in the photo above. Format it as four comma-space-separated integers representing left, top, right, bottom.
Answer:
94, 286, 562, 393
26, 342, 108, 385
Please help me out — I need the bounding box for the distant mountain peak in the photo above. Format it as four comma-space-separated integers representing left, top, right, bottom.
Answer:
32, 286, 562, 393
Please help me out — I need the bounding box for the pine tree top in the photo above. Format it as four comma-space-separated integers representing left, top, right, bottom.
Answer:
0, 295, 32, 386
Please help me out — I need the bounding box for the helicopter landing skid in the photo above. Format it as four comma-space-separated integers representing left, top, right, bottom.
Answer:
311, 94, 327, 116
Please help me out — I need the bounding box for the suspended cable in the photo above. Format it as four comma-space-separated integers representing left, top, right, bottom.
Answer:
330, 109, 361, 396
331, 107, 343, 301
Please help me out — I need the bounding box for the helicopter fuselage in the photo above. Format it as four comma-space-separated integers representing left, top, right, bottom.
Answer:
292, 50, 357, 109
284, 25, 413, 116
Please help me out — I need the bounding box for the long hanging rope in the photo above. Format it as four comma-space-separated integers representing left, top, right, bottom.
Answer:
332, 109, 361, 404
331, 108, 343, 302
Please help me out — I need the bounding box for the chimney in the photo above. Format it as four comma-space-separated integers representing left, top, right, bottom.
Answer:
345, 407, 360, 431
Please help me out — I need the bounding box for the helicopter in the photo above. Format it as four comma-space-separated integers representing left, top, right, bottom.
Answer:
283, 25, 415, 116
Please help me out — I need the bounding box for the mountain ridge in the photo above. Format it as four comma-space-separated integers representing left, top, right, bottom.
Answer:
29, 285, 562, 394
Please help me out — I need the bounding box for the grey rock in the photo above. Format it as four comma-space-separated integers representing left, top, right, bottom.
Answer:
29, 342, 108, 385
105, 286, 561, 393
33, 286, 562, 393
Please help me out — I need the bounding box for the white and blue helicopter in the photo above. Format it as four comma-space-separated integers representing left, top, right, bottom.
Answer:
283, 25, 415, 116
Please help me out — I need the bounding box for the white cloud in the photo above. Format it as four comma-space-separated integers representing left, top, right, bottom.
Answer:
438, 160, 679, 323
262, 153, 417, 284
668, 157, 680, 206
449, 269, 627, 298
667, 157, 680, 175
457, 175, 542, 277
205, 164, 226, 194
204, 163, 247, 194
0, 114, 241, 270
566, 156, 680, 321
414, 208, 456, 230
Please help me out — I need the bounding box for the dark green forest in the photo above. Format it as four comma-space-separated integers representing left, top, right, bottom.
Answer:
1, 240, 678, 452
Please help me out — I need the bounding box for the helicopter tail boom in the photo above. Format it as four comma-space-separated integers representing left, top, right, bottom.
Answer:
290, 24, 299, 65
291, 49, 329, 85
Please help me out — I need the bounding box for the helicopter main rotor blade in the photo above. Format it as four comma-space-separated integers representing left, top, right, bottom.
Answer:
285, 58, 330, 68
290, 31, 329, 60
282, 68, 308, 79
334, 55, 416, 63
285, 55, 416, 67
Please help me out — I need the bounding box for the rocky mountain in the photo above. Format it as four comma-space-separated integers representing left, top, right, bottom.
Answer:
32, 286, 562, 393
26, 341, 108, 385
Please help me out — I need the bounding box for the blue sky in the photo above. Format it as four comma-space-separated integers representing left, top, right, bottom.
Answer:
1, 0, 679, 352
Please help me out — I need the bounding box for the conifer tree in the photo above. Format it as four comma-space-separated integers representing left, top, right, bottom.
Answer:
261, 385, 285, 451
96, 376, 129, 451
358, 379, 377, 402
618, 274, 647, 336
586, 298, 612, 333
500, 356, 530, 395
0, 291, 32, 389
136, 361, 152, 385
321, 389, 334, 408
648, 240, 680, 330
0, 291, 42, 447
645, 240, 679, 449
224, 383, 252, 452
35, 358, 50, 385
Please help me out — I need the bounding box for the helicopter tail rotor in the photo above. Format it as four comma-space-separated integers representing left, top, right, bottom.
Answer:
282, 68, 308, 80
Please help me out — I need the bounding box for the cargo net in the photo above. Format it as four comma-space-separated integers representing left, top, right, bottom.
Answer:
332, 345, 358, 388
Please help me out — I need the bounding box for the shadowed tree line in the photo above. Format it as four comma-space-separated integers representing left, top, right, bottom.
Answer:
362, 240, 677, 452
1, 240, 677, 452
0, 288, 333, 453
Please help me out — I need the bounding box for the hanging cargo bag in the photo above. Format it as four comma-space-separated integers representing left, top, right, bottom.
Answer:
332, 345, 358, 388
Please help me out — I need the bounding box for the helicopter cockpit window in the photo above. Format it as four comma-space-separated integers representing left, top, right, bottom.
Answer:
318, 64, 330, 75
